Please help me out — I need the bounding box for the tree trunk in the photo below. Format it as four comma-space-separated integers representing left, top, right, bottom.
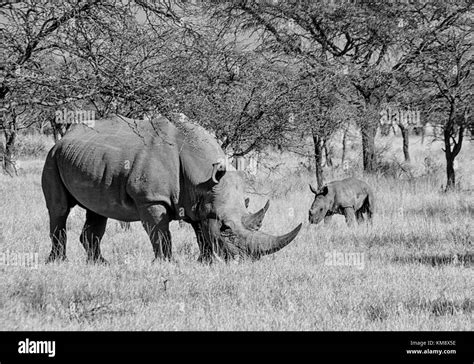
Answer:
445, 153, 455, 190
323, 139, 333, 167
341, 127, 348, 166
2, 120, 17, 176
312, 130, 324, 187
399, 124, 410, 162
50, 116, 68, 142
361, 122, 377, 173
443, 120, 464, 191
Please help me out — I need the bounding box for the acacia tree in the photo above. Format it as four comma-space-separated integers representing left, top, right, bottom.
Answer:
161, 20, 299, 159
387, 1, 473, 169
0, 0, 110, 173
287, 66, 348, 186
406, 20, 472, 190
0, 0, 187, 174
205, 1, 473, 174
204, 2, 405, 172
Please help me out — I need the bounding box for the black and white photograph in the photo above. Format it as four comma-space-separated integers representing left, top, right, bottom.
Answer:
0, 0, 472, 359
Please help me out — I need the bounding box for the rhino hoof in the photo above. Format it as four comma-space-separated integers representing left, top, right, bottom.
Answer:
197, 255, 213, 265
87, 256, 109, 265
152, 257, 174, 264
45, 255, 67, 264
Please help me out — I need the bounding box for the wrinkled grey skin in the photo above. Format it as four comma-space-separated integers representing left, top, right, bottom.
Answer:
42, 115, 301, 264
118, 198, 268, 232
308, 177, 374, 226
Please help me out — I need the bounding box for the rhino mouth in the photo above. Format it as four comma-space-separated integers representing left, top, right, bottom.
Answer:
220, 222, 233, 235
204, 173, 301, 261
308, 212, 321, 224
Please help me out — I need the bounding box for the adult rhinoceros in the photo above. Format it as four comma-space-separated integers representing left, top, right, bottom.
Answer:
308, 177, 374, 226
41, 115, 301, 264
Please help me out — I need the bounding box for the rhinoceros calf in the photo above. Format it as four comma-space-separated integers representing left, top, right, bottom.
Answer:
41, 115, 301, 264
308, 177, 374, 226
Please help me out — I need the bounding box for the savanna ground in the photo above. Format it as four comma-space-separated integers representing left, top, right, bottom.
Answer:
0, 131, 472, 330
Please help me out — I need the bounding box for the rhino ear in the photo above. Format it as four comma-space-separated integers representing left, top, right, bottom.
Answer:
211, 160, 226, 183
320, 185, 329, 195
244, 197, 250, 209
309, 184, 318, 194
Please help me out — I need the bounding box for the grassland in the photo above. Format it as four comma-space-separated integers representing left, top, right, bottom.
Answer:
0, 133, 472, 330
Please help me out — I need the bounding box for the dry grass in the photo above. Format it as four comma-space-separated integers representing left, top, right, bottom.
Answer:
0, 134, 472, 330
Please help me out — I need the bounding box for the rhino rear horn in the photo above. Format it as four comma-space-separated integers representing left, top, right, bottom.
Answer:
241, 200, 270, 231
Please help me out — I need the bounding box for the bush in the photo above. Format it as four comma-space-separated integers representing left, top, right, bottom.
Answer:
423, 155, 442, 176
373, 158, 414, 179
13, 133, 53, 158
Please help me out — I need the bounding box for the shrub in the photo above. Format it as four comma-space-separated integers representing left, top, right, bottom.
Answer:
13, 133, 53, 158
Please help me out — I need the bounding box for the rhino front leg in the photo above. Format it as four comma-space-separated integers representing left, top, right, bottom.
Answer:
139, 204, 172, 261
356, 210, 365, 224
324, 215, 333, 225
80, 210, 108, 264
191, 222, 214, 264
343, 207, 356, 227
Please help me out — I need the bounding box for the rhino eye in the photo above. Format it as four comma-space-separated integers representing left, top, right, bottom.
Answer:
220, 222, 232, 233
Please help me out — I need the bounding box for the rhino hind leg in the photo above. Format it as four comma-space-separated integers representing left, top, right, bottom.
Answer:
43, 157, 75, 263
139, 204, 172, 261
366, 199, 374, 222
46, 212, 70, 263
367, 208, 373, 222
359, 195, 374, 224
80, 210, 108, 264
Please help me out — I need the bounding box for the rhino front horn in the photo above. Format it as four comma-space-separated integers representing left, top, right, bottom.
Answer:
234, 222, 303, 259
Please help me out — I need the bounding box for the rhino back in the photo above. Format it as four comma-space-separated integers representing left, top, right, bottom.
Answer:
330, 178, 371, 210
48, 115, 226, 221
51, 116, 181, 220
